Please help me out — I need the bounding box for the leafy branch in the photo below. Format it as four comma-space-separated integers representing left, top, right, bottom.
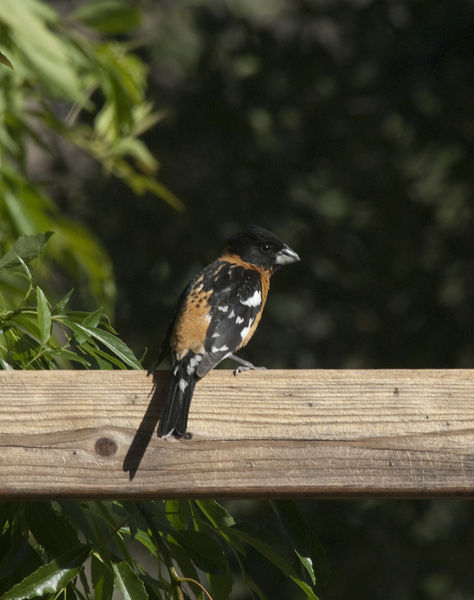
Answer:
0, 233, 141, 370
0, 499, 324, 600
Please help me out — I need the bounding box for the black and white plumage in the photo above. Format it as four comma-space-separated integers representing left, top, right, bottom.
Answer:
155, 225, 300, 438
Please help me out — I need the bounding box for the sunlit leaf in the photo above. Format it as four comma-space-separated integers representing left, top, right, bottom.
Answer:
36, 287, 51, 346
8, 313, 42, 344
0, 358, 14, 370
0, 51, 14, 70
67, 322, 142, 369
112, 560, 148, 600
60, 318, 96, 346
1, 0, 85, 102
0, 545, 91, 600
195, 500, 236, 529
165, 500, 190, 531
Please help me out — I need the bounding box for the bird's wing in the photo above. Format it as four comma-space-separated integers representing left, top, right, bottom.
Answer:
195, 263, 263, 378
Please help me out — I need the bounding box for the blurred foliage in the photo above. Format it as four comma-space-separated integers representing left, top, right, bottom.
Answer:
0, 500, 322, 600
0, 0, 181, 316
0, 233, 141, 369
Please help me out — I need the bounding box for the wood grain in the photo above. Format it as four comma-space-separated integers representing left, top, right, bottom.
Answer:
1, 369, 474, 498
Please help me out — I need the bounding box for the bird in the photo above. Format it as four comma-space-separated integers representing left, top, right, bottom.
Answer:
155, 225, 300, 438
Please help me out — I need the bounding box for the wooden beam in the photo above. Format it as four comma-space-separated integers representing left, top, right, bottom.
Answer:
1, 369, 474, 499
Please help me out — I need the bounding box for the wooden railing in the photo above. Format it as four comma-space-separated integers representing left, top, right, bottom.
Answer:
1, 369, 473, 498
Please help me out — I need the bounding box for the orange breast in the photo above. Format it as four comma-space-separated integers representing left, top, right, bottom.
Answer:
170, 277, 211, 360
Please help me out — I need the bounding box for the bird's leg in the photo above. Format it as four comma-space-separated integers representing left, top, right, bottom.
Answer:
228, 354, 267, 376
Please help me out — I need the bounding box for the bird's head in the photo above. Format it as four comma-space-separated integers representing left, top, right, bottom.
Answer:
224, 225, 300, 272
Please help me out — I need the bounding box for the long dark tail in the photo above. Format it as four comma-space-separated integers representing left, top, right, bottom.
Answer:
157, 359, 197, 438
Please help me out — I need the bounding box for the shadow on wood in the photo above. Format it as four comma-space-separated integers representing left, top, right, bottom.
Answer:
123, 372, 168, 480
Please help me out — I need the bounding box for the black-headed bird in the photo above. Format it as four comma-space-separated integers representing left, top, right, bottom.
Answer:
155, 225, 300, 438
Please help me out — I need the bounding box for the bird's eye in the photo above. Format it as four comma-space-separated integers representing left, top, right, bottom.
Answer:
261, 244, 272, 253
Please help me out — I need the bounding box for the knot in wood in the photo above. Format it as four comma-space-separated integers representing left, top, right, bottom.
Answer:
95, 437, 117, 457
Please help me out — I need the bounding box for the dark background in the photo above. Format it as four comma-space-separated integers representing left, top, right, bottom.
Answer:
52, 1, 474, 598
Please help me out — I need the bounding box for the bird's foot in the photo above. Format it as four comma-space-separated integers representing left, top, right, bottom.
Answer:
229, 354, 267, 376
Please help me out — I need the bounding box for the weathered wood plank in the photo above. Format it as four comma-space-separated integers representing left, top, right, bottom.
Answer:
1, 369, 474, 498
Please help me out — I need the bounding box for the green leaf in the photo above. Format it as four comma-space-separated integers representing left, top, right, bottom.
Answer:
0, 540, 43, 598
1, 0, 85, 102
0, 538, 37, 587
0, 232, 54, 271
1, 545, 91, 600
70, 322, 142, 369
8, 313, 42, 344
0, 50, 14, 70
271, 500, 328, 587
25, 502, 80, 556
194, 499, 248, 555
138, 503, 178, 538
58, 502, 97, 544
112, 136, 158, 172
92, 504, 133, 565
227, 522, 292, 566
46, 349, 91, 367
225, 523, 319, 600
91, 552, 114, 600
209, 570, 234, 600
195, 500, 236, 529
80, 566, 92, 597
61, 318, 96, 346
52, 290, 74, 315
191, 500, 245, 554
131, 530, 156, 556
166, 540, 201, 592
36, 287, 51, 346
166, 500, 190, 531
73, 0, 141, 34
78, 344, 121, 369
112, 561, 148, 600
139, 573, 164, 600
173, 530, 228, 575
82, 308, 103, 328
0, 358, 14, 370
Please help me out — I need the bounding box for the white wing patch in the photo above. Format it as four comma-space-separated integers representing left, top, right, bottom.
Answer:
240, 289, 261, 307
211, 344, 229, 353
240, 318, 255, 339
218, 305, 229, 312
235, 316, 244, 324
187, 353, 203, 375
179, 378, 189, 392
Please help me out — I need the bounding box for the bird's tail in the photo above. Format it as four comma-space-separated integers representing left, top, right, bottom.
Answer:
157, 357, 197, 438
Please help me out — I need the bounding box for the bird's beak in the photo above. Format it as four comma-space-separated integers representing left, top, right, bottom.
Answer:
275, 244, 300, 266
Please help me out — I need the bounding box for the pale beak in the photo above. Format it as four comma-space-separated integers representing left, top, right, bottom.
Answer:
275, 244, 300, 266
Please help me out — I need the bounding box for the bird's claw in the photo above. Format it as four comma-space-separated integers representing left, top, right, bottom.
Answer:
233, 365, 267, 376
